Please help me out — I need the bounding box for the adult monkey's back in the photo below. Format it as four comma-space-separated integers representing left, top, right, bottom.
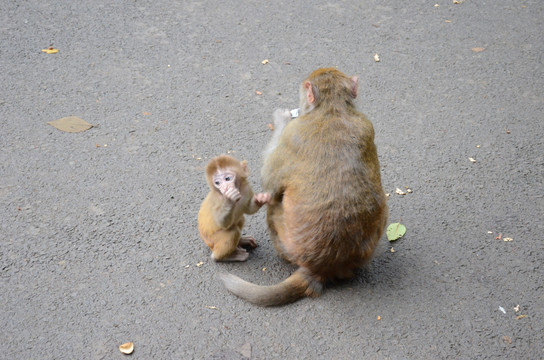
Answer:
220, 68, 388, 306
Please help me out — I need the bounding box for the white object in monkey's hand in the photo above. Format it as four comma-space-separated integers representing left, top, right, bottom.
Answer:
290, 108, 299, 118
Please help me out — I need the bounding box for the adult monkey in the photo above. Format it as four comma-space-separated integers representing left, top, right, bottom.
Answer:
220, 68, 388, 306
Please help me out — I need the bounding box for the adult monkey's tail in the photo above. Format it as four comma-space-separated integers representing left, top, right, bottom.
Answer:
219, 267, 323, 306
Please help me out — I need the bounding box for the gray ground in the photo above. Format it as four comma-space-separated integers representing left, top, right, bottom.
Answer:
1, 0, 542, 359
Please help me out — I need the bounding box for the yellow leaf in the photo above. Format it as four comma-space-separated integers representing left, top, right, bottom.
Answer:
47, 116, 93, 133
119, 342, 134, 355
42, 48, 59, 54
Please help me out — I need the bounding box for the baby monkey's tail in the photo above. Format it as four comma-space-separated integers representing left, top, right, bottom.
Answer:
219, 267, 323, 306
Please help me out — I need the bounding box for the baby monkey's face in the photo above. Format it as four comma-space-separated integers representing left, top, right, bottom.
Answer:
213, 170, 236, 195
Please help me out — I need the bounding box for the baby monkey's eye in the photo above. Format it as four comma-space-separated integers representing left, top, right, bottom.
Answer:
215, 181, 220, 185
225, 176, 232, 181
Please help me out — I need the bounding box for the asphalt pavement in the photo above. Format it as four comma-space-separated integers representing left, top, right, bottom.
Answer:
1, 0, 542, 359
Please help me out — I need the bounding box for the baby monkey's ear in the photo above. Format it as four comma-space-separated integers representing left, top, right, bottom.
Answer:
240, 160, 249, 177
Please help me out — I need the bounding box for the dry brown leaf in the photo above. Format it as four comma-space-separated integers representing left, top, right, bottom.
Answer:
47, 116, 93, 133
472, 47, 485, 53
502, 336, 512, 344
516, 314, 527, 320
395, 188, 406, 195
119, 342, 134, 355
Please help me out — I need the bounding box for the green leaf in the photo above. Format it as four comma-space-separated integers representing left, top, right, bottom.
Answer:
386, 223, 406, 242
48, 116, 93, 133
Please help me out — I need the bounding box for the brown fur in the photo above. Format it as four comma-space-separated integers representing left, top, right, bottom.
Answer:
198, 155, 266, 262
220, 68, 388, 305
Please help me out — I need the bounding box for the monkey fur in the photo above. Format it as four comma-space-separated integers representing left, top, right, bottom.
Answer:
220, 68, 388, 305
198, 155, 270, 262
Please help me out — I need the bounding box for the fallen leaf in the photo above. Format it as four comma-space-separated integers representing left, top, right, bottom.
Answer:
41, 47, 59, 54
238, 343, 252, 358
377, 315, 381, 320
119, 342, 134, 355
262, 267, 267, 272
374, 53, 380, 62
206, 306, 218, 310
267, 123, 274, 131
516, 314, 527, 320
47, 116, 93, 133
453, 0, 464, 4
386, 223, 406, 242
390, 247, 395, 253
469, 157, 476, 163
196, 261, 204, 267
502, 335, 512, 344
255, 91, 263, 95
513, 305, 520, 312
503, 237, 513, 242
261, 59, 269, 65
434, 4, 440, 7
495, 233, 502, 240
395, 188, 406, 195
472, 47, 485, 53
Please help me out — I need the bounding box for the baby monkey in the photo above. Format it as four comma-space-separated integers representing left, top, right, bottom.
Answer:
198, 155, 271, 262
